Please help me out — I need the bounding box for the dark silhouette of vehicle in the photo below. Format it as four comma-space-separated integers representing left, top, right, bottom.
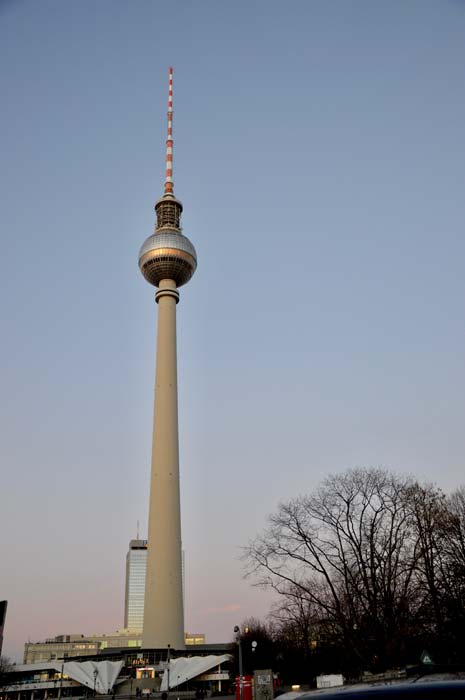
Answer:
298, 681, 465, 700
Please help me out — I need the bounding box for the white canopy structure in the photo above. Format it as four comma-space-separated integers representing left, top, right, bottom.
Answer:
161, 654, 231, 691
63, 660, 124, 694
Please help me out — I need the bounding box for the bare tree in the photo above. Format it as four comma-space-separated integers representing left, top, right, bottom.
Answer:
269, 583, 322, 651
440, 487, 465, 657
407, 483, 465, 660
444, 487, 465, 592
0, 656, 13, 684
245, 468, 422, 671
407, 483, 448, 634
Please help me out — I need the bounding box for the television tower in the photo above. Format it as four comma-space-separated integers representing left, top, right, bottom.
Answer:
138, 67, 197, 649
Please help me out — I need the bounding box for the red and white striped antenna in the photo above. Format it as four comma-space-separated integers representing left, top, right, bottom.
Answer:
164, 66, 174, 195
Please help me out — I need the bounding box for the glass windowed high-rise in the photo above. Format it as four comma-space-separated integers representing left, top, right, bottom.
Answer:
0, 601, 7, 657
124, 540, 147, 631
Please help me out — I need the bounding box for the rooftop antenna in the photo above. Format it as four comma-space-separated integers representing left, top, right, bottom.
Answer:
164, 66, 174, 196
137, 520, 140, 540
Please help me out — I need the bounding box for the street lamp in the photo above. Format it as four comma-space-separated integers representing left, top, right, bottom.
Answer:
234, 626, 243, 700
167, 644, 171, 697
93, 668, 99, 697
58, 662, 64, 699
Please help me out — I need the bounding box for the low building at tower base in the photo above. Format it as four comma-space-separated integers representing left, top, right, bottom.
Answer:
24, 632, 207, 665
0, 649, 232, 700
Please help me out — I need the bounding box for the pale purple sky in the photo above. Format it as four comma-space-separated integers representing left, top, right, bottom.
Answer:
1, 0, 465, 662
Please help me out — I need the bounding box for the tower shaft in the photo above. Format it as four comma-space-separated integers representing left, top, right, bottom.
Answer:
142, 278, 185, 649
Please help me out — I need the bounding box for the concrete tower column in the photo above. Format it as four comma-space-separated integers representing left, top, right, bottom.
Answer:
143, 278, 184, 649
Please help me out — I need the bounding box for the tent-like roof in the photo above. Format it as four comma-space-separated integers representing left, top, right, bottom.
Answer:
63, 660, 124, 694
161, 654, 231, 691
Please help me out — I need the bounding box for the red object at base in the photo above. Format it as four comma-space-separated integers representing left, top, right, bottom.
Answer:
235, 675, 253, 700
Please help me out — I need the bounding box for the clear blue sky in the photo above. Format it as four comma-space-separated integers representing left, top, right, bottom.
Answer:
1, 0, 465, 661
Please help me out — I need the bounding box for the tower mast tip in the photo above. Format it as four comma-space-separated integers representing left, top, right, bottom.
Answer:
164, 66, 174, 195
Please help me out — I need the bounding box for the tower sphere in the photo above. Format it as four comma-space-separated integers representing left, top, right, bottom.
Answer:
138, 229, 197, 288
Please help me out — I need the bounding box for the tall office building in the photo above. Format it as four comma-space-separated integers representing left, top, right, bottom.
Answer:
138, 68, 197, 649
124, 540, 147, 631
0, 600, 7, 657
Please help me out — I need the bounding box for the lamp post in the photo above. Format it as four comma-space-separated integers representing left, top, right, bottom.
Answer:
58, 662, 64, 699
251, 641, 257, 675
234, 626, 243, 700
93, 668, 99, 697
167, 644, 171, 697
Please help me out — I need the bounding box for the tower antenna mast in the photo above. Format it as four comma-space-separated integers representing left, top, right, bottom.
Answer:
164, 66, 174, 195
